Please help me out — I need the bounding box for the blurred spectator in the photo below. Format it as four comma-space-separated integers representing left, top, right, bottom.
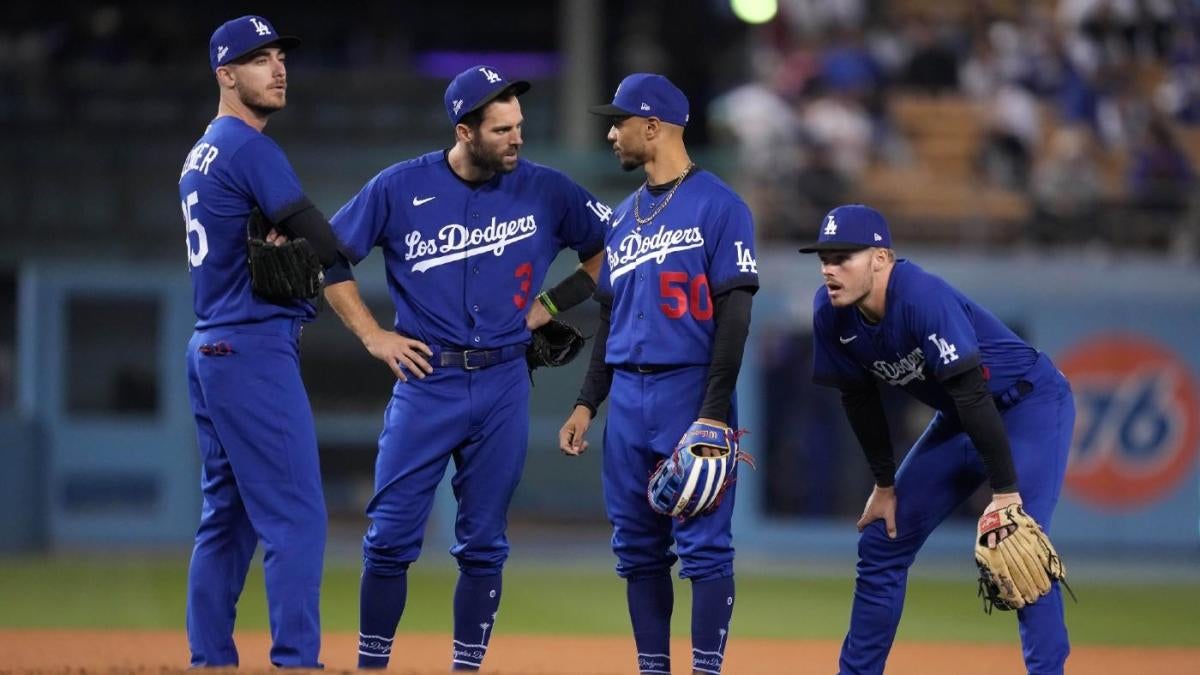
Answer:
1029, 126, 1103, 244
901, 18, 960, 93
794, 139, 849, 231
799, 88, 872, 180
709, 50, 806, 239
1128, 113, 1195, 218
976, 84, 1040, 189
779, 0, 865, 38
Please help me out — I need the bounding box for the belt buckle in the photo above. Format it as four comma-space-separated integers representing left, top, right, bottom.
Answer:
636, 364, 654, 374
462, 349, 484, 370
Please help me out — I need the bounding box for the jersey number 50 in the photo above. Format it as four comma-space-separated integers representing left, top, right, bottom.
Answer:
659, 271, 712, 320
181, 190, 209, 268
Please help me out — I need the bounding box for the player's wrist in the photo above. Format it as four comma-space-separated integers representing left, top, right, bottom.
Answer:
537, 291, 560, 316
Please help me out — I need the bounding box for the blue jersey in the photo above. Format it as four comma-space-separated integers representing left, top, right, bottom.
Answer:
598, 170, 759, 366
179, 116, 316, 328
330, 151, 607, 348
812, 259, 1038, 411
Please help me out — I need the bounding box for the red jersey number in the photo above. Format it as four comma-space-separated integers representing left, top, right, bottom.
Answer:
513, 262, 533, 309
659, 271, 712, 320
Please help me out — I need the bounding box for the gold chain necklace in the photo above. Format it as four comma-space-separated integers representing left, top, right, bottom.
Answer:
633, 162, 695, 225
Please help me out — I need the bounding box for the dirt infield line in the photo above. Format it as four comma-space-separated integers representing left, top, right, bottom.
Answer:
0, 629, 1196, 674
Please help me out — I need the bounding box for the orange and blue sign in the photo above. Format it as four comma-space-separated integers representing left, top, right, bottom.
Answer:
1059, 334, 1199, 510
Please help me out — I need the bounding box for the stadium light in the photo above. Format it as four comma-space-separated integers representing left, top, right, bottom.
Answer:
731, 0, 778, 24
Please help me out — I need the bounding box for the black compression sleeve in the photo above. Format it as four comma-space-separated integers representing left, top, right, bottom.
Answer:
575, 299, 614, 417
697, 288, 753, 422
277, 203, 350, 270
546, 267, 598, 314
944, 366, 1019, 492
840, 385, 897, 487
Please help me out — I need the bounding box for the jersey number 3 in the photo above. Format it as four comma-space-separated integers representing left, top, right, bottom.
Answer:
181, 190, 209, 268
659, 271, 712, 320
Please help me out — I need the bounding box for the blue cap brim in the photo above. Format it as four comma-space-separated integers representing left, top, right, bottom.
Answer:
797, 242, 871, 254
588, 103, 636, 117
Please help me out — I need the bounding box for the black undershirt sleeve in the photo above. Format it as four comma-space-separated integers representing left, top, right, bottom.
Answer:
545, 267, 598, 314
943, 366, 1019, 492
839, 384, 897, 488
276, 203, 349, 267
574, 297, 614, 417
697, 288, 754, 422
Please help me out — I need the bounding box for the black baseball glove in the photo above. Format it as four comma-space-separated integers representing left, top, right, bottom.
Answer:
526, 319, 587, 371
246, 207, 323, 302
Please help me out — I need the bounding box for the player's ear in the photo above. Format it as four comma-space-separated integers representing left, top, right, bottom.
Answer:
215, 65, 236, 89
454, 122, 473, 145
643, 116, 660, 140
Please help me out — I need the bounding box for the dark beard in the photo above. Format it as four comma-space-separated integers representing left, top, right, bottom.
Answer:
620, 157, 643, 172
468, 137, 516, 175
237, 85, 284, 117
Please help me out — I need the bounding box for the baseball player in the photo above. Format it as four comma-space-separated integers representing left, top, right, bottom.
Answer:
799, 205, 1075, 674
323, 65, 608, 671
179, 16, 360, 668
558, 74, 760, 675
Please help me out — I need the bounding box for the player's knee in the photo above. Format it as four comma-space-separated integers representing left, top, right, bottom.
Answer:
456, 558, 504, 577
680, 564, 733, 583
453, 546, 508, 573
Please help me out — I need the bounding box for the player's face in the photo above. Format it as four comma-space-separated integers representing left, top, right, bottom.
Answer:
225, 46, 288, 115
607, 116, 647, 172
468, 98, 524, 174
818, 248, 876, 307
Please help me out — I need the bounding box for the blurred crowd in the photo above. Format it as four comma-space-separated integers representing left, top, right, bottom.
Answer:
4, 2, 1200, 256
707, 0, 1200, 255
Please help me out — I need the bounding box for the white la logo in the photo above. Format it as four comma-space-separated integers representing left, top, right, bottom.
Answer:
823, 215, 837, 236
928, 333, 959, 365
249, 18, 272, 36
478, 67, 502, 84
453, 99, 463, 115
586, 199, 613, 223
734, 241, 757, 273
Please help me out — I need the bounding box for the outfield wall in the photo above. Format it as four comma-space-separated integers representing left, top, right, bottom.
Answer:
6, 248, 1199, 554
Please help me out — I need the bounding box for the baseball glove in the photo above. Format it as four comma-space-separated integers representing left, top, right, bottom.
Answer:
975, 503, 1069, 612
526, 319, 587, 371
647, 421, 755, 520
246, 207, 323, 302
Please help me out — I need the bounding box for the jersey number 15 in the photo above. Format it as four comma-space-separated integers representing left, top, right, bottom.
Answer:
181, 190, 209, 268
659, 271, 712, 321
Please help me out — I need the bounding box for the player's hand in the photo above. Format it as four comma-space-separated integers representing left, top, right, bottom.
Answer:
692, 417, 729, 457
363, 328, 433, 382
559, 405, 593, 456
857, 485, 898, 539
265, 228, 289, 246
979, 491, 1024, 548
525, 298, 553, 331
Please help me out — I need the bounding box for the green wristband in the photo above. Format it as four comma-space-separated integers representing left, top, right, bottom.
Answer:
537, 291, 560, 316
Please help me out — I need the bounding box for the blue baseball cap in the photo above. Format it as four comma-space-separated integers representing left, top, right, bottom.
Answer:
798, 205, 893, 253
444, 65, 531, 125
589, 73, 690, 127
209, 16, 300, 72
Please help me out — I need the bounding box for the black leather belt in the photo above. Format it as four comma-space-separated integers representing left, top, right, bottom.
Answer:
617, 363, 688, 374
436, 344, 525, 370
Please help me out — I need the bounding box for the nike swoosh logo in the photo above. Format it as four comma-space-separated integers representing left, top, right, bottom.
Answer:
839, 335, 858, 344
412, 196, 436, 206
612, 212, 625, 228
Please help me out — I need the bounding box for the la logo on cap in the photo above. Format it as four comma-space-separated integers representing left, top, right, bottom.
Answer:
249, 17, 272, 36
824, 215, 838, 236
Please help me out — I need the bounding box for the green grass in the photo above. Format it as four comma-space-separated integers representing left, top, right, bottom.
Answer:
0, 556, 1196, 648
